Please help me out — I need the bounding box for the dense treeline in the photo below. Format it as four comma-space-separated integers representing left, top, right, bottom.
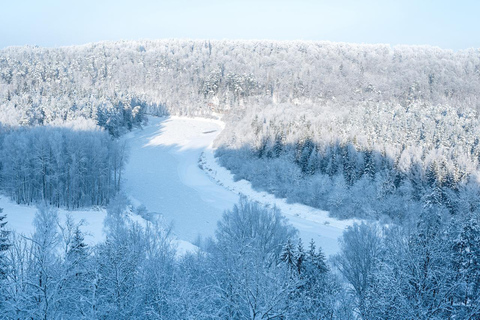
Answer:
216, 102, 480, 222
0, 124, 126, 208
0, 198, 355, 319
2, 39, 480, 217
1, 198, 478, 319
333, 216, 480, 319
1, 40, 479, 130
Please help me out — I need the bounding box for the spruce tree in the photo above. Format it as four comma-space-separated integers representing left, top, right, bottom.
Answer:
63, 226, 92, 318
296, 238, 306, 275
281, 239, 296, 273
308, 239, 328, 274
0, 208, 10, 280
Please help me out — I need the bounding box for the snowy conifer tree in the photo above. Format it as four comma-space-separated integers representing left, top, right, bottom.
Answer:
0, 208, 10, 280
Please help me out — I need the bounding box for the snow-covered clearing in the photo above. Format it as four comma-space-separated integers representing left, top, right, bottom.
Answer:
123, 116, 356, 256
2, 115, 356, 256
122, 116, 239, 244
0, 198, 107, 245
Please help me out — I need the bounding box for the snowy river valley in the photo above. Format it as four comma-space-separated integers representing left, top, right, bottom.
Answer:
3, 116, 356, 256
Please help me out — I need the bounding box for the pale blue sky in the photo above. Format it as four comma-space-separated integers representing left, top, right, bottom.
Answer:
1, 0, 479, 50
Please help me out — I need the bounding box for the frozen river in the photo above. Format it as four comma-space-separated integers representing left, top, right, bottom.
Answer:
122, 116, 239, 243
3, 115, 353, 256
123, 116, 356, 256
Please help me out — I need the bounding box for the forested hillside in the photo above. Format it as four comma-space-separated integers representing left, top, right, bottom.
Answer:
216, 101, 480, 222
2, 40, 480, 217
1, 40, 480, 318
1, 40, 480, 129
0, 123, 126, 208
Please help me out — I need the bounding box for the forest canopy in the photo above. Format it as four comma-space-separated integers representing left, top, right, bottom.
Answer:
1, 40, 479, 127
1, 39, 480, 216
1, 39, 480, 318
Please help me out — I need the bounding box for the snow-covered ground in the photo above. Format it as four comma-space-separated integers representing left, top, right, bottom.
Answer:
123, 116, 356, 256
122, 116, 239, 244
2, 115, 356, 256
0, 197, 108, 245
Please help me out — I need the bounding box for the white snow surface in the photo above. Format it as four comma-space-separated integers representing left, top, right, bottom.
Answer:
124, 115, 357, 256
122, 116, 239, 244
0, 198, 108, 246
2, 115, 357, 256
0, 198, 152, 246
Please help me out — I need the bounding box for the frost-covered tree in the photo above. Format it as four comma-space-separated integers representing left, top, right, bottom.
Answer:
209, 198, 297, 319
59, 217, 94, 318
0, 208, 9, 280
27, 206, 62, 319
0, 207, 11, 312
0, 125, 126, 208
451, 216, 480, 318
333, 223, 382, 318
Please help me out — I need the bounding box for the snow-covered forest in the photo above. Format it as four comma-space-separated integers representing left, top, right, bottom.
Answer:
1, 40, 480, 126
1, 196, 477, 319
2, 40, 480, 218
0, 196, 478, 318
0, 123, 126, 208
1, 39, 480, 318
0, 198, 353, 319
216, 101, 480, 222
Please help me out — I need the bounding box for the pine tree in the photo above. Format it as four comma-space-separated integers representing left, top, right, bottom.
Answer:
0, 208, 10, 280
296, 238, 306, 275
363, 150, 376, 180
281, 239, 296, 273
272, 133, 283, 157
63, 226, 92, 318
298, 139, 316, 175
67, 227, 88, 264
308, 239, 328, 274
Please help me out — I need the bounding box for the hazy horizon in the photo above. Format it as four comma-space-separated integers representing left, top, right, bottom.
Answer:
1, 0, 479, 50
